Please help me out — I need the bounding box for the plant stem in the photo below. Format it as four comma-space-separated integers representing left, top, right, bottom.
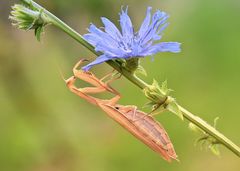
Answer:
178, 106, 240, 157
20, 0, 240, 157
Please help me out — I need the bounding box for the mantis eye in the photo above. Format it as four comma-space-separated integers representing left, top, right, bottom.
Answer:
115, 106, 120, 110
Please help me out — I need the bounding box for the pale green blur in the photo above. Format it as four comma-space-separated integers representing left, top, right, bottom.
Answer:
0, 0, 240, 171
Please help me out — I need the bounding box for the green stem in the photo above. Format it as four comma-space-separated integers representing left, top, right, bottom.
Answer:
179, 106, 240, 157
20, 0, 240, 157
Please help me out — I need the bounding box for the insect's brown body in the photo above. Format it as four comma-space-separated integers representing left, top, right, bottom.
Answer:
100, 104, 177, 161
65, 60, 177, 162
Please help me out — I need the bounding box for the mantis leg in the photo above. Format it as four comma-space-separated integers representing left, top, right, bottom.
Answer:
116, 105, 139, 121
65, 75, 120, 105
131, 106, 139, 121
100, 69, 122, 85
73, 59, 107, 88
72, 59, 119, 95
148, 108, 167, 117
105, 73, 122, 85
65, 76, 98, 105
78, 87, 107, 94
107, 93, 121, 105
65, 59, 122, 105
100, 69, 115, 82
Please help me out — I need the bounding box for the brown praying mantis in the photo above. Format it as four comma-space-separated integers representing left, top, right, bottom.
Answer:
64, 59, 178, 162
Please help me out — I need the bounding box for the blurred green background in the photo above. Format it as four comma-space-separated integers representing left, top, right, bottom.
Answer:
1, 0, 240, 171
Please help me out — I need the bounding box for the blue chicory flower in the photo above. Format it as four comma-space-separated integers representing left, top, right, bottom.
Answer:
82, 7, 181, 71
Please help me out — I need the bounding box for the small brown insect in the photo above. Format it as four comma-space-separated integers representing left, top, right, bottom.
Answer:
65, 59, 178, 162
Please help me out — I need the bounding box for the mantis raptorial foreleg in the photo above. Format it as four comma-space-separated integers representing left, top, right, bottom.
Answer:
71, 59, 117, 92
65, 59, 121, 105
65, 76, 99, 105
73, 59, 108, 88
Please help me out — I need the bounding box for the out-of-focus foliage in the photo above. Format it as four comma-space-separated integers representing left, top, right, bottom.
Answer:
0, 0, 240, 171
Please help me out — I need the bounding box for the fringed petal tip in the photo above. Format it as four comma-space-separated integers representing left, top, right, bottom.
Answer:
156, 42, 181, 53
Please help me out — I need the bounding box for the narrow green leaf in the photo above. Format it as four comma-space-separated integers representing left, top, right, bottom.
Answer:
34, 26, 43, 41
189, 122, 205, 134
210, 144, 220, 156
135, 65, 147, 76
214, 117, 219, 128
167, 102, 184, 120
152, 79, 160, 90
160, 80, 168, 94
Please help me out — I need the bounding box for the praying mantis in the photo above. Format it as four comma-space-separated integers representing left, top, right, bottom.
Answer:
64, 59, 178, 162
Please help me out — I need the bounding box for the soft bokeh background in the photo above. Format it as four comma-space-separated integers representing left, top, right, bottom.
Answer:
1, 0, 240, 171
